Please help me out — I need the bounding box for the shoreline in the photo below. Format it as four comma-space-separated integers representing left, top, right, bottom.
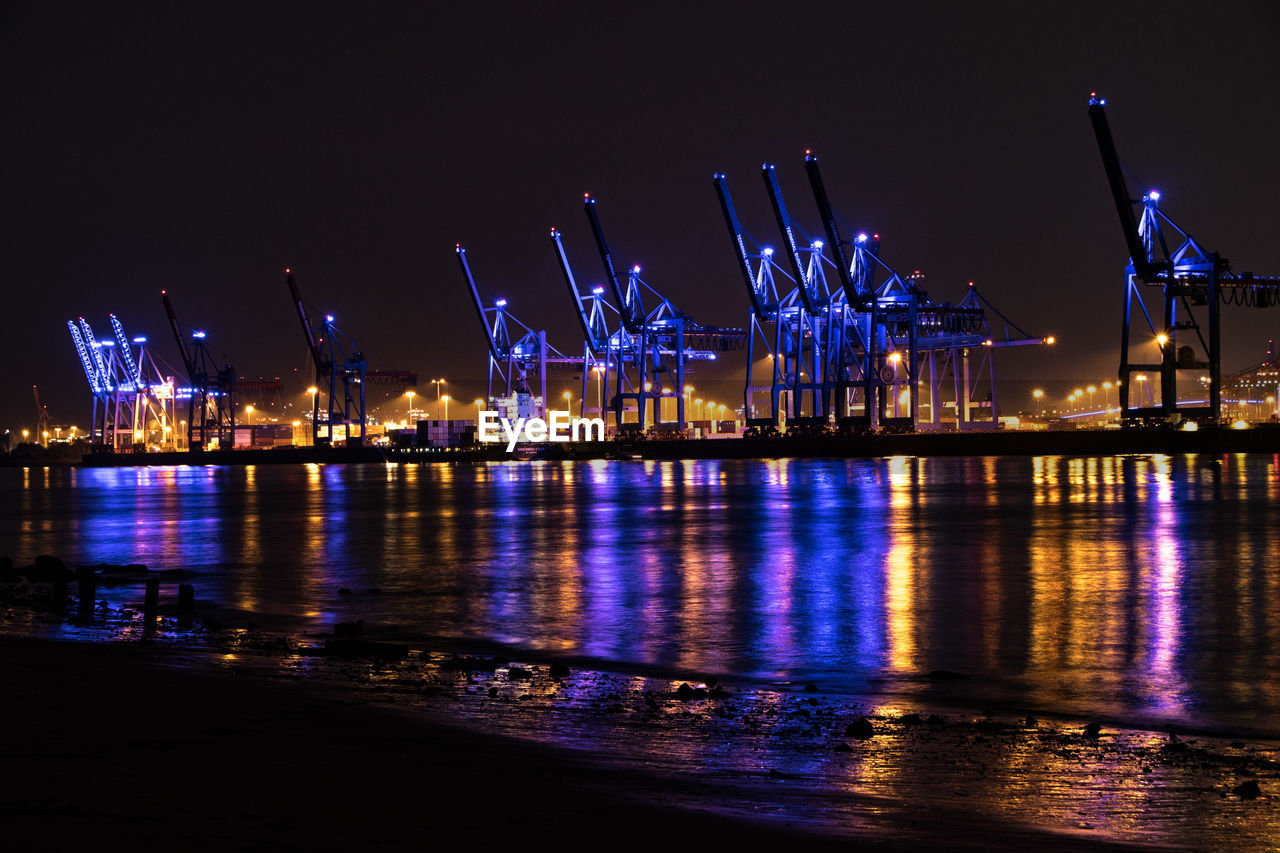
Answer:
64, 423, 1280, 467
2, 597, 1276, 850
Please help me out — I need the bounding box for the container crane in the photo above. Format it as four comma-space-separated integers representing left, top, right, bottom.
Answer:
68, 320, 109, 441
762, 163, 837, 426
1086, 93, 1280, 424
550, 227, 626, 421
33, 386, 50, 446
285, 269, 367, 446
713, 171, 805, 433
162, 290, 235, 450
456, 245, 574, 421
582, 194, 727, 432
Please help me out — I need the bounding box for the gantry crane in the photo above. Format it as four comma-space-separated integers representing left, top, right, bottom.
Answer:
550, 227, 625, 421
716, 153, 1046, 433
286, 269, 367, 446
582, 194, 729, 432
162, 290, 236, 450
1088, 93, 1280, 424
456, 244, 578, 420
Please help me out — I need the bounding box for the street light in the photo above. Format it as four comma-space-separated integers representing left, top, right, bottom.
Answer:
405, 390, 416, 423
431, 378, 447, 419
246, 405, 254, 426
1033, 388, 1044, 417
441, 394, 450, 421
1102, 381, 1113, 412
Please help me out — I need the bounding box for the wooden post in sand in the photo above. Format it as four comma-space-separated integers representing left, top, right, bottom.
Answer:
76, 566, 95, 617
144, 577, 159, 624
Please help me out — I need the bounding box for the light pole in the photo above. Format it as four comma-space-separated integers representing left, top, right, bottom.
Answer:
593, 364, 604, 414
431, 379, 446, 419
475, 399, 484, 424
1136, 374, 1148, 405
1033, 388, 1044, 418
405, 390, 416, 425
21, 429, 29, 444
1087, 385, 1096, 414
1102, 381, 1113, 413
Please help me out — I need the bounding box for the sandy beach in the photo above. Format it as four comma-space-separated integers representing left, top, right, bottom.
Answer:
5, 622, 1271, 852
3, 634, 890, 852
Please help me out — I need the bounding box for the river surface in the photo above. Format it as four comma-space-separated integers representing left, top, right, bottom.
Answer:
5, 454, 1279, 738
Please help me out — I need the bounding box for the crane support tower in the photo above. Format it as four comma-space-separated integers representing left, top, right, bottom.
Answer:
550, 226, 625, 422
1088, 93, 1280, 425
715, 153, 1047, 434
581, 194, 730, 433
455, 244, 580, 421
162, 291, 236, 451
285, 270, 367, 447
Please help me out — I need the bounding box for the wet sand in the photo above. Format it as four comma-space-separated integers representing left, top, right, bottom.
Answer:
0, 633, 1167, 852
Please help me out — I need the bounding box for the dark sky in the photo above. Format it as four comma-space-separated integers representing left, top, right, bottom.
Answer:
3, 1, 1278, 430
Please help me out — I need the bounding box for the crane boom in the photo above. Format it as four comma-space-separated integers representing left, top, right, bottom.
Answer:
712, 173, 771, 319
285, 269, 325, 374
68, 321, 102, 393
79, 318, 112, 390
109, 314, 145, 389
455, 245, 502, 360
161, 291, 195, 384
803, 151, 858, 298
1087, 94, 1153, 278
584, 194, 644, 333
762, 163, 821, 313
550, 228, 605, 354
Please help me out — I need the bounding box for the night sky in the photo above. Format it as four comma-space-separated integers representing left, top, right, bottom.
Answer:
3, 1, 1278, 430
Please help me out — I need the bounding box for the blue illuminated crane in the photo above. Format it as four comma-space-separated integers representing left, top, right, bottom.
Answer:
762, 163, 839, 426
68, 319, 109, 441
714, 172, 816, 432
1087, 93, 1279, 424
803, 150, 1047, 431
550, 226, 628, 422
456, 244, 576, 419
163, 290, 236, 450
582, 194, 728, 432
286, 269, 367, 446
